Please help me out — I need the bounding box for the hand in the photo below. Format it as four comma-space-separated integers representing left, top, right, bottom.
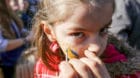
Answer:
25, 31, 34, 42
58, 50, 110, 78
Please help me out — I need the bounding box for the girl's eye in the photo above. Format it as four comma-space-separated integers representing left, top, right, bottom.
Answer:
70, 32, 85, 38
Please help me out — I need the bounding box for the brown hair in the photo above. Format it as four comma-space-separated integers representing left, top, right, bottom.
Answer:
33, 0, 114, 71
0, 0, 24, 39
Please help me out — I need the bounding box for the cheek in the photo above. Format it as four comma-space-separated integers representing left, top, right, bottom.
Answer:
58, 39, 85, 58
97, 36, 108, 56
76, 46, 87, 57
57, 40, 71, 55
54, 31, 69, 55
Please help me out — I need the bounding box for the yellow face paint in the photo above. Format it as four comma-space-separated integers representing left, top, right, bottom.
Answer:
66, 48, 79, 61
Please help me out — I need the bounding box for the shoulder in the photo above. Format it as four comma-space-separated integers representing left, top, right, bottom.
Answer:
34, 58, 59, 78
34, 58, 46, 73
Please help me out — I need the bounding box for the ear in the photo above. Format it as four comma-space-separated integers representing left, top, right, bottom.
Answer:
41, 21, 56, 42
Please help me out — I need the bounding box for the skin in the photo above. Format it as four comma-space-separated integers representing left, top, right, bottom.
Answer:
42, 2, 113, 78
7, 0, 19, 11
7, 0, 26, 12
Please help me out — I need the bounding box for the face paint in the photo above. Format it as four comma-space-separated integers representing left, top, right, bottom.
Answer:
65, 48, 79, 61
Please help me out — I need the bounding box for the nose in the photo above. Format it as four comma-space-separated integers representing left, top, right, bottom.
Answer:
88, 44, 100, 53
87, 35, 101, 55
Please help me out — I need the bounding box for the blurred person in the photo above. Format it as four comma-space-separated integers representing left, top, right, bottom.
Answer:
7, 0, 34, 30
0, 0, 33, 78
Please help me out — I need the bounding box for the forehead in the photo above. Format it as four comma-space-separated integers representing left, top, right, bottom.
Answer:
58, 3, 113, 31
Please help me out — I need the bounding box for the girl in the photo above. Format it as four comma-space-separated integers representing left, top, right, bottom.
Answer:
33, 0, 140, 78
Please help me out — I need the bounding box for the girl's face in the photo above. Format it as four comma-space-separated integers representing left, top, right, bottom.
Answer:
45, 3, 113, 57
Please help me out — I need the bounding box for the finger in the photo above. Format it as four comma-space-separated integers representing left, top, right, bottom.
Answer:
80, 57, 101, 78
80, 57, 110, 78
84, 50, 96, 57
84, 50, 102, 64
69, 59, 94, 78
84, 50, 106, 71
59, 61, 79, 78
